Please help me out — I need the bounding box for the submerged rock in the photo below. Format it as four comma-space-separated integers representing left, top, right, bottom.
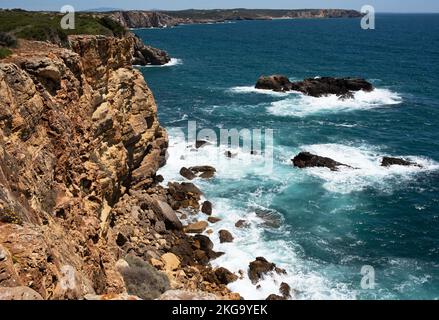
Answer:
292, 152, 350, 171
207, 216, 221, 224
256, 75, 374, 97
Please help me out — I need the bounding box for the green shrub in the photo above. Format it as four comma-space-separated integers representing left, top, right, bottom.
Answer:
120, 255, 170, 300
0, 32, 17, 47
98, 17, 127, 37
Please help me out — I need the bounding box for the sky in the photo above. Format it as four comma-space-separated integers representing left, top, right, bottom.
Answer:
0, 0, 438, 13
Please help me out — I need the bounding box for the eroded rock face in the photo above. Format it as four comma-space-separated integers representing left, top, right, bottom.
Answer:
292, 152, 350, 171
248, 257, 286, 284
131, 34, 170, 66
256, 75, 373, 98
0, 36, 168, 299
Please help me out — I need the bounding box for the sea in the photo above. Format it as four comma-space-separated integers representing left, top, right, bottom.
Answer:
135, 14, 439, 300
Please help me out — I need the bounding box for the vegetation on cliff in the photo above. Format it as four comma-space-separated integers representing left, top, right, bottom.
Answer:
0, 9, 127, 45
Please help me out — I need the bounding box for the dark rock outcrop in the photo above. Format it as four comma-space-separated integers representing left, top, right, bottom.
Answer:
256, 75, 373, 98
248, 257, 285, 284
214, 267, 238, 285
219, 230, 234, 243
201, 201, 213, 215
292, 152, 350, 171
180, 167, 196, 180
131, 34, 170, 66
381, 157, 418, 167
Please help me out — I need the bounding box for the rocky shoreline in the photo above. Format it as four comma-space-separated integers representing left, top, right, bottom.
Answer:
0, 34, 290, 300
106, 9, 363, 29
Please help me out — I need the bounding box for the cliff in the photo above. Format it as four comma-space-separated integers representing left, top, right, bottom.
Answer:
107, 9, 363, 28
0, 36, 237, 300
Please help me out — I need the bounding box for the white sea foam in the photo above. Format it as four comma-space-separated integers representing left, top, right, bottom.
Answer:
229, 86, 295, 97
135, 58, 183, 68
158, 131, 356, 300
295, 143, 439, 194
267, 88, 402, 117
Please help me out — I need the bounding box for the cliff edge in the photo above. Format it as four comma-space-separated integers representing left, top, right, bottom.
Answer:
0, 36, 237, 300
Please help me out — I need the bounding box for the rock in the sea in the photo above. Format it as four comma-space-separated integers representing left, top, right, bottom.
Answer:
180, 167, 196, 180
207, 217, 221, 224
256, 75, 373, 97
279, 282, 291, 298
214, 267, 238, 285
292, 152, 349, 171
185, 221, 208, 234
219, 230, 234, 243
381, 157, 418, 167
196, 140, 211, 149
0, 286, 43, 300
255, 75, 292, 92
190, 166, 217, 179
248, 257, 283, 284
235, 220, 249, 228
131, 34, 170, 66
201, 201, 213, 215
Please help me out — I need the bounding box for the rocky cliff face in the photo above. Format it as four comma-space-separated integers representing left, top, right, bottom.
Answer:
109, 11, 180, 29
106, 9, 362, 28
0, 35, 240, 301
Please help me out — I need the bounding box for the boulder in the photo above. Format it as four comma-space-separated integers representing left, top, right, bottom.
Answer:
255, 75, 292, 92
189, 166, 216, 179
207, 217, 221, 224
280, 282, 291, 298
168, 182, 203, 209
201, 201, 213, 215
214, 267, 238, 285
151, 200, 183, 230
248, 257, 276, 284
0, 286, 43, 300
292, 152, 350, 171
195, 140, 211, 149
180, 167, 196, 180
161, 253, 180, 271
256, 75, 374, 98
235, 220, 249, 228
381, 157, 418, 167
219, 230, 234, 243
185, 221, 208, 234
193, 234, 214, 251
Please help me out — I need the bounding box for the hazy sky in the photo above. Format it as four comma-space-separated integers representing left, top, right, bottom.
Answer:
0, 0, 438, 13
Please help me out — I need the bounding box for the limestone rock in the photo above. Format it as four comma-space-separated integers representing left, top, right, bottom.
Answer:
161, 253, 180, 271
185, 221, 208, 234
0, 286, 43, 300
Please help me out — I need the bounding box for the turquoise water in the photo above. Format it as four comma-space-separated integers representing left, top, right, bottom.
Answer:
136, 14, 439, 300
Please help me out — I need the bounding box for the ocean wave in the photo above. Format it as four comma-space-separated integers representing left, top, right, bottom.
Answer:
267, 88, 402, 117
295, 143, 439, 194
134, 58, 183, 68
228, 86, 294, 97
158, 131, 357, 300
